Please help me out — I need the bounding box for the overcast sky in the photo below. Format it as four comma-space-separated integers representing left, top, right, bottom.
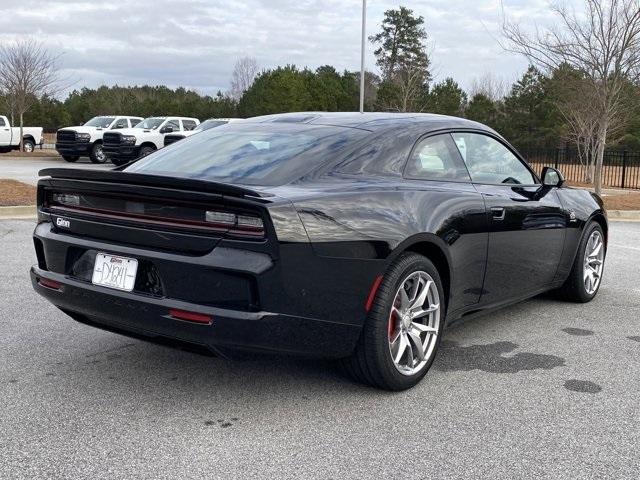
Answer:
0, 0, 560, 97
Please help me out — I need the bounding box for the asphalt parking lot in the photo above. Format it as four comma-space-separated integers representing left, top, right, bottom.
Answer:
1, 219, 639, 479
0, 156, 111, 185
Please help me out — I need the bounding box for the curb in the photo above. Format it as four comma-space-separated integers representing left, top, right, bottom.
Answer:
607, 210, 640, 221
0, 205, 37, 219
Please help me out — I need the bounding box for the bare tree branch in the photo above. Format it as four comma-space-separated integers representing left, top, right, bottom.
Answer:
502, 0, 640, 194
0, 39, 64, 151
230, 56, 259, 100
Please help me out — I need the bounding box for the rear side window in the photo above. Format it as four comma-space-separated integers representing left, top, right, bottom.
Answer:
451, 132, 536, 185
182, 120, 197, 131
0, 118, 5, 127
130, 118, 142, 127
405, 134, 470, 182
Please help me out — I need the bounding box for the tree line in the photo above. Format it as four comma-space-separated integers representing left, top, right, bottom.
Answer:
2, 2, 640, 194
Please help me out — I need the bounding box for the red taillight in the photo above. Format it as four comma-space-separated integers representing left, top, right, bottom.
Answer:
46, 191, 266, 239
38, 277, 62, 290
169, 309, 212, 325
365, 275, 383, 312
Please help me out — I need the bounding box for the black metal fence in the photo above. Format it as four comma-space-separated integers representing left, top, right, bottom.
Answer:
518, 147, 640, 190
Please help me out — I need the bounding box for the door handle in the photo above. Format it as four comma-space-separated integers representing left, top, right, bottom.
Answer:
491, 207, 506, 221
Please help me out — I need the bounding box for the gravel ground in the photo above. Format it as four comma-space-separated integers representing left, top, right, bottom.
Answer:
0, 219, 638, 479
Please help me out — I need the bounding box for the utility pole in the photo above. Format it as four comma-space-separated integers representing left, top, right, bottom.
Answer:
359, 0, 367, 113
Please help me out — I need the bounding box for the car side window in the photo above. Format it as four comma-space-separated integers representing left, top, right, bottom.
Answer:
130, 118, 142, 127
0, 118, 5, 127
451, 132, 536, 185
112, 118, 128, 129
165, 120, 180, 131
182, 120, 197, 131
405, 134, 471, 182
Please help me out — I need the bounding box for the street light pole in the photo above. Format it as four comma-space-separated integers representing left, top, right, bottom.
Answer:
359, 0, 367, 113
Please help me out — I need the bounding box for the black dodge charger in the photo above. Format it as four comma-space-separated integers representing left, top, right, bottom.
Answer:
31, 112, 607, 390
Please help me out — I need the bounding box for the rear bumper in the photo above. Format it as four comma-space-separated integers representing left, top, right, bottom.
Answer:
31, 266, 359, 358
30, 219, 363, 358
56, 142, 91, 156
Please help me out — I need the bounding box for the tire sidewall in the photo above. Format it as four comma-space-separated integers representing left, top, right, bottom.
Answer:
576, 221, 605, 301
23, 140, 35, 153
90, 142, 107, 163
369, 254, 446, 390
139, 146, 155, 158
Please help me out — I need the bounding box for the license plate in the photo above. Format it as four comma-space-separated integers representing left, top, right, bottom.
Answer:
92, 253, 138, 292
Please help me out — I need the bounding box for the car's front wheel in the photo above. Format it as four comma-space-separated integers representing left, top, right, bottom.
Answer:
555, 221, 606, 302
342, 253, 445, 390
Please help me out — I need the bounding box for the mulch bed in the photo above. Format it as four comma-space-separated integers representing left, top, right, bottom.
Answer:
0, 179, 37, 206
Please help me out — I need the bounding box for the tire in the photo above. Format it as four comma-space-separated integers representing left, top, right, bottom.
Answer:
341, 253, 445, 390
89, 142, 107, 164
555, 221, 606, 303
62, 155, 79, 162
139, 145, 155, 158
22, 139, 35, 153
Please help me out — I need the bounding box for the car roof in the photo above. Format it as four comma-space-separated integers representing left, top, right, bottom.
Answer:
244, 111, 494, 134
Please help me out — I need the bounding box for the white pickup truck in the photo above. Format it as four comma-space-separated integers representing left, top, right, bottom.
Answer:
102, 116, 200, 166
55, 115, 144, 163
0, 115, 43, 153
163, 118, 242, 146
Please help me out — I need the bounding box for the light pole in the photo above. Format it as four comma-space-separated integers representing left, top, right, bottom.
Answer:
359, 0, 367, 113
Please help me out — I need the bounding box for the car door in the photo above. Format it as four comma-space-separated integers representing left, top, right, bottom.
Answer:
0, 117, 10, 146
451, 131, 566, 304
404, 133, 489, 310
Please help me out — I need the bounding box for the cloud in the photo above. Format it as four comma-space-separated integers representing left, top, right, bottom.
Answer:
0, 0, 559, 96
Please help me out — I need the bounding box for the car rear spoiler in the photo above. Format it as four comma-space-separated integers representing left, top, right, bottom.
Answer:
38, 168, 272, 199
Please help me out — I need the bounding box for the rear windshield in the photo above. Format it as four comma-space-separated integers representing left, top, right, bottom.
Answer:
125, 123, 368, 186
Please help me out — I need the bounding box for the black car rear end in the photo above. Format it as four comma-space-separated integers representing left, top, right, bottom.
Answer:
30, 168, 365, 358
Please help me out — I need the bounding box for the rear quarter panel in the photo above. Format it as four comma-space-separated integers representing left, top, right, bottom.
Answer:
272, 178, 488, 320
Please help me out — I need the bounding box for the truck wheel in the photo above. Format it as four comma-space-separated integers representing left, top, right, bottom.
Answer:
22, 139, 35, 153
139, 145, 155, 158
62, 155, 79, 163
89, 143, 107, 164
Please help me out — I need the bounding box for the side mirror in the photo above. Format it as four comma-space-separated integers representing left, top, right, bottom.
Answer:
541, 167, 565, 187
160, 126, 173, 134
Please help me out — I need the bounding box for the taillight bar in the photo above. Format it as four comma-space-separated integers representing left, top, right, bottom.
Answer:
46, 191, 265, 239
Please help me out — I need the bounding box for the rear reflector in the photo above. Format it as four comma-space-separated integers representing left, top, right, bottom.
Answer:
38, 277, 62, 290
365, 275, 383, 312
169, 309, 213, 325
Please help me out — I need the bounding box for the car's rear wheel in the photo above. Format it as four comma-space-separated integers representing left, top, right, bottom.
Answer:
89, 142, 107, 163
555, 221, 605, 302
342, 253, 445, 390
62, 155, 79, 162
